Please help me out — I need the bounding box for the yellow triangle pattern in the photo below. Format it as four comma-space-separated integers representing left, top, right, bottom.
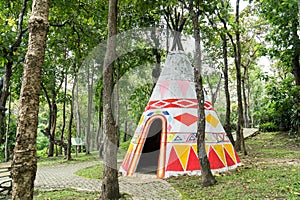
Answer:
206, 114, 219, 128
223, 143, 237, 163
173, 145, 190, 170
212, 144, 226, 165
192, 144, 197, 155
192, 144, 210, 156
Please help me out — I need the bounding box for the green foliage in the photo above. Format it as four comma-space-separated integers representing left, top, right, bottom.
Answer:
128, 82, 153, 124
256, 75, 299, 132
259, 122, 278, 132
119, 139, 131, 151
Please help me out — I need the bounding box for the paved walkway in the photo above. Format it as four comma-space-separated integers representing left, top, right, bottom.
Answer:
35, 161, 182, 200
232, 128, 259, 141
35, 129, 259, 199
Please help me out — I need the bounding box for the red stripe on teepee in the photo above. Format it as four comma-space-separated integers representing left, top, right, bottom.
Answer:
224, 148, 236, 167
235, 150, 241, 163
186, 146, 200, 171
208, 147, 226, 169
166, 147, 184, 171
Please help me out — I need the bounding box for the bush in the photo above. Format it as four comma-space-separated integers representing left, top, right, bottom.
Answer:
119, 140, 131, 150
259, 122, 278, 132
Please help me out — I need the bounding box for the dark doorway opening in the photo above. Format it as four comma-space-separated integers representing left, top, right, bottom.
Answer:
136, 118, 162, 173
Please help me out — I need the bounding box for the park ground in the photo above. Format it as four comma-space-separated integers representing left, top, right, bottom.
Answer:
3, 131, 299, 199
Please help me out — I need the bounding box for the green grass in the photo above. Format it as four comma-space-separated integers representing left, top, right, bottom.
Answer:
37, 151, 99, 167
74, 164, 104, 179
33, 189, 99, 200
167, 132, 300, 200
37, 149, 127, 167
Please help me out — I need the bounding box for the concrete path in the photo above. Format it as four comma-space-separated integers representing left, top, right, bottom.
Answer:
35, 161, 182, 200
232, 128, 259, 141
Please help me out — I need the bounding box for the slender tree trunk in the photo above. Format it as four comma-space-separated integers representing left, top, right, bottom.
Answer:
190, 1, 216, 187
11, 0, 49, 199
60, 64, 68, 155
51, 100, 58, 156
101, 0, 120, 199
116, 62, 120, 148
67, 70, 76, 161
242, 77, 249, 128
86, 64, 94, 154
75, 74, 82, 152
221, 34, 235, 146
234, 0, 247, 155
96, 87, 103, 152
4, 87, 11, 162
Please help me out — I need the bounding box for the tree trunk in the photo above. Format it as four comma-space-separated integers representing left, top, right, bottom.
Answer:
4, 87, 11, 162
51, 100, 58, 157
60, 63, 68, 155
11, 0, 49, 199
75, 74, 82, 153
116, 62, 120, 148
101, 0, 120, 199
96, 87, 103, 152
86, 64, 94, 155
221, 34, 235, 146
242, 77, 249, 128
234, 0, 247, 155
190, 1, 216, 187
67, 68, 76, 161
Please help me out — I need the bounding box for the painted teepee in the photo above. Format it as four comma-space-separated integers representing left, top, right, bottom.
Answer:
120, 51, 241, 178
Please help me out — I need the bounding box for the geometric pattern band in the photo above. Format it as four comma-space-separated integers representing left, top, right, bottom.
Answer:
145, 98, 214, 111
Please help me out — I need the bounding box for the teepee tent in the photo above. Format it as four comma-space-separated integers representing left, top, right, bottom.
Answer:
120, 52, 241, 178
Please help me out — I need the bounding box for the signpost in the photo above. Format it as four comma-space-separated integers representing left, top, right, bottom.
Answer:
71, 138, 84, 157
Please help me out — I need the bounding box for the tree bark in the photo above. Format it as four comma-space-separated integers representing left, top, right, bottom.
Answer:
4, 87, 11, 162
60, 59, 68, 155
101, 0, 120, 199
221, 34, 235, 146
86, 63, 94, 154
234, 0, 247, 155
11, 0, 49, 199
67, 67, 76, 161
190, 0, 216, 187
75, 74, 82, 153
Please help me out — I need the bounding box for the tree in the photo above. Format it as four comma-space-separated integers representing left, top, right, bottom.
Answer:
0, 0, 29, 144
11, 0, 50, 199
257, 0, 300, 135
187, 0, 217, 187
101, 0, 120, 199
227, 0, 247, 154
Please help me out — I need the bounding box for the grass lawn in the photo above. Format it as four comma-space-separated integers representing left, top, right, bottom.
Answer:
167, 132, 300, 199
34, 189, 99, 200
